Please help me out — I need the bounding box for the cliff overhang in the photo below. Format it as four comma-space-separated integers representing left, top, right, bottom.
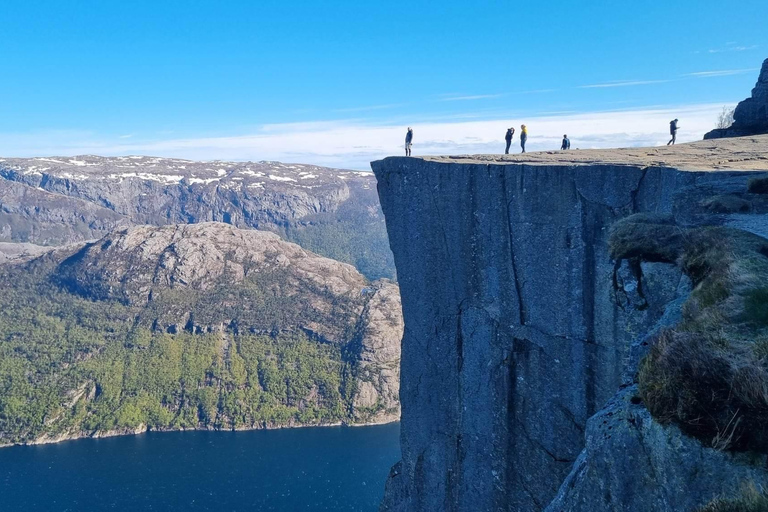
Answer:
373, 135, 768, 511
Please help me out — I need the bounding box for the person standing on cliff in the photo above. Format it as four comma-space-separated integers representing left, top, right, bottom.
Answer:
667, 119, 679, 145
520, 125, 528, 153
405, 127, 413, 156
561, 134, 570, 150
504, 127, 515, 154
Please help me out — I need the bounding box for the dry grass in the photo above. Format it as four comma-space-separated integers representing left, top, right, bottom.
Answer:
611, 214, 768, 452
698, 483, 768, 512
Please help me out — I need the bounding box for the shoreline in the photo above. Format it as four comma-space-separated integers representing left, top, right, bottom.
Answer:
0, 415, 400, 450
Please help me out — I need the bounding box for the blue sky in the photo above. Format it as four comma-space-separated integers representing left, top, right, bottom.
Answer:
1, 0, 767, 168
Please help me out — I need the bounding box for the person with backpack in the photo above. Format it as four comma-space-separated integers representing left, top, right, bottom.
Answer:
405, 127, 413, 156
561, 134, 571, 150
667, 119, 679, 145
520, 125, 528, 153
504, 127, 515, 154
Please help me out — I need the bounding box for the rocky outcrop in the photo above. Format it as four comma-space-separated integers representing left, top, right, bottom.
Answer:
0, 241, 53, 263
352, 283, 404, 423
0, 179, 128, 244
705, 59, 768, 139
0, 156, 394, 279
546, 387, 768, 512
372, 136, 768, 511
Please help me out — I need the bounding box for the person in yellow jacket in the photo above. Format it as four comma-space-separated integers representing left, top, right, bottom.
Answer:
520, 124, 528, 153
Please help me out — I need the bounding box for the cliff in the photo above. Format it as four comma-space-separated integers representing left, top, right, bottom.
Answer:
373, 135, 768, 511
705, 58, 768, 139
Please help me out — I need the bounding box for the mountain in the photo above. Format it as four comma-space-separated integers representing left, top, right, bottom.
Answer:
0, 222, 401, 447
0, 156, 394, 280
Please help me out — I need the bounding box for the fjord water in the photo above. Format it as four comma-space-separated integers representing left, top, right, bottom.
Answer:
0, 423, 400, 511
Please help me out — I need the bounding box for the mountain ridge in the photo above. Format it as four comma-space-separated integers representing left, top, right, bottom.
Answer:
0, 155, 394, 280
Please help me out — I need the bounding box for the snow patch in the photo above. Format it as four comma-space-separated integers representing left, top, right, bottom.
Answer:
187, 177, 220, 185
34, 158, 66, 164
110, 172, 184, 183
269, 175, 297, 182
241, 170, 266, 177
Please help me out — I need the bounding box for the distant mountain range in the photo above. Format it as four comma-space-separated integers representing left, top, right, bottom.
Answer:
0, 155, 394, 280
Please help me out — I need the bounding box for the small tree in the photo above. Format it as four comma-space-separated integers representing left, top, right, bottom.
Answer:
716, 106, 735, 129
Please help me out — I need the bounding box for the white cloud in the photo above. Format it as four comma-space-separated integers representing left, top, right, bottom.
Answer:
0, 103, 735, 170
684, 68, 760, 78
708, 44, 759, 53
580, 79, 671, 89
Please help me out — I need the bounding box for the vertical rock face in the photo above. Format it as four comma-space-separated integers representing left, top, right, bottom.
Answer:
372, 141, 768, 511
705, 58, 768, 139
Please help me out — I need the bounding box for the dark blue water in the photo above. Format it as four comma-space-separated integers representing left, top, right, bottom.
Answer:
0, 423, 400, 512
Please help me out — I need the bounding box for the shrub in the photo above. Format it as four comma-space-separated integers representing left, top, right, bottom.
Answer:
701, 195, 752, 214
698, 483, 768, 512
748, 177, 768, 195
639, 330, 768, 452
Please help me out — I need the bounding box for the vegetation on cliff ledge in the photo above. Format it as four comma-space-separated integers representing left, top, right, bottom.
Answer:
610, 213, 768, 452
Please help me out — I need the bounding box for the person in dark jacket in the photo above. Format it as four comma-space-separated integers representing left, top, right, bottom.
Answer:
561, 134, 571, 150
667, 119, 679, 145
520, 125, 528, 153
504, 127, 515, 154
405, 127, 413, 156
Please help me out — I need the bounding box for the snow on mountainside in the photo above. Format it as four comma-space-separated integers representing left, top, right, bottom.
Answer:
0, 155, 394, 280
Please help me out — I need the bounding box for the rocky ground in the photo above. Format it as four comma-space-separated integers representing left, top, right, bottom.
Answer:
418, 133, 768, 171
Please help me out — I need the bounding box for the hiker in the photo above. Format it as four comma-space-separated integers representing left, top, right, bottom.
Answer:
667, 119, 679, 145
561, 134, 570, 150
520, 125, 528, 153
504, 127, 515, 154
405, 127, 413, 156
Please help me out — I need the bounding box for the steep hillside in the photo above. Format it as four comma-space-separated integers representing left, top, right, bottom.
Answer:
373, 135, 768, 511
0, 223, 402, 447
0, 156, 394, 280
